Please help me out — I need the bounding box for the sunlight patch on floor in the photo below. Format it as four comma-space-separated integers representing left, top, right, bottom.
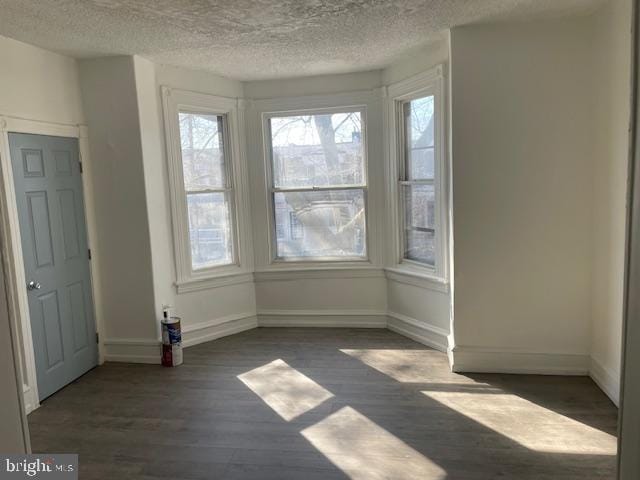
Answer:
341, 348, 479, 384
422, 391, 617, 455
238, 359, 333, 421
301, 406, 446, 480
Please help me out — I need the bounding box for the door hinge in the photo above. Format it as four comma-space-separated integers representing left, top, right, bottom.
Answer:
96, 333, 99, 344
79, 161, 83, 174
88, 248, 92, 260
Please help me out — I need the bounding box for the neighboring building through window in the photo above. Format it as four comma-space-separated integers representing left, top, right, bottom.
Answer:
267, 110, 367, 260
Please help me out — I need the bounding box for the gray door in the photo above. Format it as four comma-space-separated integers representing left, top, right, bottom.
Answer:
9, 133, 98, 401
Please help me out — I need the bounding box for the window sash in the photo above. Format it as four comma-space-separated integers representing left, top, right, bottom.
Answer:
271, 187, 368, 261
399, 180, 434, 186
186, 191, 234, 269
179, 112, 228, 191
271, 184, 366, 193
268, 109, 366, 190
406, 226, 436, 234
185, 187, 232, 195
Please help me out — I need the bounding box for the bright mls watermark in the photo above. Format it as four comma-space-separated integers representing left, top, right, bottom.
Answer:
0, 455, 77, 479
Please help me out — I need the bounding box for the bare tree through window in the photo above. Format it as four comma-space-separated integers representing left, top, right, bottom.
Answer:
269, 111, 366, 259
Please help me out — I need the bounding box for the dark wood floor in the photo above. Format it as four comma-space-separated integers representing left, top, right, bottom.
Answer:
28, 328, 618, 479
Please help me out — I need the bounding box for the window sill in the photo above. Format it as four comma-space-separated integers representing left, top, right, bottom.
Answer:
270, 256, 371, 266
176, 271, 254, 294
385, 266, 449, 293
254, 265, 384, 282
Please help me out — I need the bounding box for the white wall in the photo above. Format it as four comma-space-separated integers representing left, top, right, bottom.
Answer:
0, 35, 84, 124
157, 64, 244, 99
590, 0, 632, 406
79, 57, 158, 348
133, 57, 178, 335
449, 17, 595, 373
244, 70, 382, 99
140, 61, 258, 345
255, 273, 388, 327
382, 35, 452, 352
381, 34, 449, 86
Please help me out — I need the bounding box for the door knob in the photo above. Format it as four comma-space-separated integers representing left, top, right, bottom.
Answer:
27, 281, 41, 291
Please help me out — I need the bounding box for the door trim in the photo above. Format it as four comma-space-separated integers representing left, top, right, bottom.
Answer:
0, 115, 104, 413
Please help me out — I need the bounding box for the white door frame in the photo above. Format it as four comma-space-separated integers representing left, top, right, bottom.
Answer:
0, 115, 104, 413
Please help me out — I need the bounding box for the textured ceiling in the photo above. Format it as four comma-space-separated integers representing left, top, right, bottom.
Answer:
0, 0, 604, 80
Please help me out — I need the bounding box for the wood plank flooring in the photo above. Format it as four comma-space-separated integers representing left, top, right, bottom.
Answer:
28, 328, 618, 479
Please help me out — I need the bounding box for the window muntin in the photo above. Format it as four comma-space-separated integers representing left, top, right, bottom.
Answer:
267, 110, 368, 260
401, 95, 437, 268
289, 211, 304, 240
178, 112, 234, 270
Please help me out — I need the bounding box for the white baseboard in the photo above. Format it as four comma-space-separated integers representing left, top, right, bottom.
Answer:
103, 314, 259, 362
23, 383, 37, 414
450, 346, 590, 375
103, 338, 161, 364
387, 312, 449, 352
97, 317, 613, 397
182, 313, 257, 347
589, 356, 620, 406
257, 310, 387, 328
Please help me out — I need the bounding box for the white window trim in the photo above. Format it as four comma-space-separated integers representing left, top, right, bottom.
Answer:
385, 65, 449, 283
261, 105, 372, 265
162, 87, 253, 291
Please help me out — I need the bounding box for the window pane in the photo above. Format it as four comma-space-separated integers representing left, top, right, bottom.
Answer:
404, 184, 436, 267
179, 112, 226, 190
270, 112, 364, 188
274, 189, 366, 258
408, 147, 434, 180
404, 96, 435, 181
187, 193, 232, 269
404, 184, 435, 230
405, 229, 435, 266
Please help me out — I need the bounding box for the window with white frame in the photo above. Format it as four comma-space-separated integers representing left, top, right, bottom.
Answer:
163, 87, 248, 287
390, 67, 447, 279
401, 96, 436, 266
266, 109, 368, 260
178, 111, 234, 269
